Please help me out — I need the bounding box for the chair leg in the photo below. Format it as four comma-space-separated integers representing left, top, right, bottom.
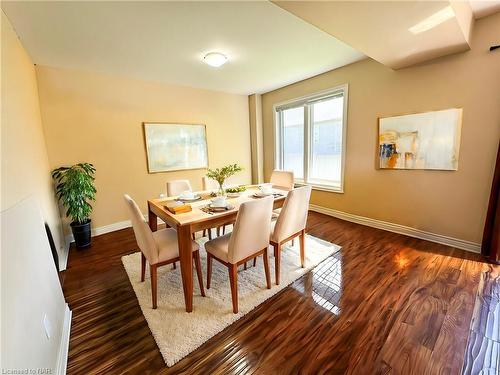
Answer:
263, 249, 271, 289
208, 228, 212, 240
203, 229, 207, 237
172, 262, 176, 270
244, 262, 247, 270
216, 227, 221, 236
291, 238, 295, 247
193, 251, 205, 297
223, 225, 226, 235
300, 229, 305, 268
141, 253, 146, 282
151, 264, 158, 309
207, 253, 212, 289
274, 243, 281, 285
192, 233, 195, 240
253, 257, 256, 267
229, 264, 238, 314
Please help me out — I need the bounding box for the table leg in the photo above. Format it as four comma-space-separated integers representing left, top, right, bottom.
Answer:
177, 225, 193, 312
148, 204, 158, 232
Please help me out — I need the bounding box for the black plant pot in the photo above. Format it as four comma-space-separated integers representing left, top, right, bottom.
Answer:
71, 220, 92, 248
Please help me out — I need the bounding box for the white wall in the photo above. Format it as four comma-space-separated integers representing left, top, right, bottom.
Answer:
1, 197, 70, 373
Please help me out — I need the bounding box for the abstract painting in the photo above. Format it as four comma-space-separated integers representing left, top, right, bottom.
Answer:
143, 123, 208, 173
378, 108, 462, 170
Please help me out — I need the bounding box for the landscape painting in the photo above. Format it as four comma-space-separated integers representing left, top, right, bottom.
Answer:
378, 108, 462, 170
143, 123, 208, 173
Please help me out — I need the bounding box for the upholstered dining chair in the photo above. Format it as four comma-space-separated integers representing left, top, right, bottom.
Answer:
269, 170, 295, 219
205, 196, 274, 313
270, 170, 294, 191
202, 176, 219, 191
166, 179, 207, 240
269, 185, 312, 285
124, 194, 205, 309
166, 179, 192, 197
202, 176, 232, 239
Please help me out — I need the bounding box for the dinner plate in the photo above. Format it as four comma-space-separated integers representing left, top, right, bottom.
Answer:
253, 192, 273, 198
177, 195, 201, 202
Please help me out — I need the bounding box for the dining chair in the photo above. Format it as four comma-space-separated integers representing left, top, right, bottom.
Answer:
270, 170, 294, 191
205, 196, 274, 313
269, 185, 312, 285
202, 176, 232, 239
166, 179, 192, 197
124, 194, 205, 309
202, 176, 219, 191
166, 179, 207, 240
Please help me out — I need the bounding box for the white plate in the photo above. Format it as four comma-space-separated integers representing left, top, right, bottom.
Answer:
254, 192, 273, 197
177, 195, 201, 202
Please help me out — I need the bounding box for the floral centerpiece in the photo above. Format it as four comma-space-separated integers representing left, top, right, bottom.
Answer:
206, 164, 243, 196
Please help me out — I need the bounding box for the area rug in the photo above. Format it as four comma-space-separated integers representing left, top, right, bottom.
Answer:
122, 234, 340, 366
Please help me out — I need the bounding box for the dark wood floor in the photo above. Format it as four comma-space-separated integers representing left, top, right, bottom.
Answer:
60, 212, 499, 374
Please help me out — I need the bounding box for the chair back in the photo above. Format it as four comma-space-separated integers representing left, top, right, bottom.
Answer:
202, 176, 219, 191
228, 196, 274, 264
271, 185, 312, 243
166, 179, 192, 197
270, 170, 294, 191
123, 195, 158, 264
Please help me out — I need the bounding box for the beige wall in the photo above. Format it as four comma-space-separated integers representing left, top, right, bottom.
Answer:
36, 66, 251, 231
1, 12, 65, 257
262, 13, 500, 243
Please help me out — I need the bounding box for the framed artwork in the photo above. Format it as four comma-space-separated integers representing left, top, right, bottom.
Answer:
143, 123, 208, 173
378, 108, 462, 170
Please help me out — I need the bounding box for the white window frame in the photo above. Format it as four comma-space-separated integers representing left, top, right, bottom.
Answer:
273, 84, 348, 193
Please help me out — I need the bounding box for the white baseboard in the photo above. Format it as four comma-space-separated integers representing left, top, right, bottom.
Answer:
56, 304, 72, 375
309, 204, 481, 253
64, 214, 161, 246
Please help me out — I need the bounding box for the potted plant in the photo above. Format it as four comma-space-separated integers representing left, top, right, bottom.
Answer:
52, 163, 96, 248
206, 164, 243, 196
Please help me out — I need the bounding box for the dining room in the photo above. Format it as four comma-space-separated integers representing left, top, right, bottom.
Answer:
2, 1, 500, 374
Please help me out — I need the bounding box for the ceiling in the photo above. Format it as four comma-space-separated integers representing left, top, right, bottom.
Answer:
470, 0, 500, 18
1, 1, 365, 95
273, 1, 479, 70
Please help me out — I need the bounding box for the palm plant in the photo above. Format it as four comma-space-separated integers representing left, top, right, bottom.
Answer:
52, 163, 96, 225
206, 164, 243, 195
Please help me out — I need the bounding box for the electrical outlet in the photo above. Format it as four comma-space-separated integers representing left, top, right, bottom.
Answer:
43, 313, 51, 339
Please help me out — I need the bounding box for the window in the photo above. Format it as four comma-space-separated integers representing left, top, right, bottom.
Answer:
274, 85, 348, 192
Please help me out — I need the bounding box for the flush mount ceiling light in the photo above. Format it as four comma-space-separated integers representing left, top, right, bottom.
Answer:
203, 52, 228, 67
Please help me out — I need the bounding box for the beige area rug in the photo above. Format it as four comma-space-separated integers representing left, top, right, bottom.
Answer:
122, 234, 340, 366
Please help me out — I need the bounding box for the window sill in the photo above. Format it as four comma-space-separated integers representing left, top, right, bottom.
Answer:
294, 182, 344, 194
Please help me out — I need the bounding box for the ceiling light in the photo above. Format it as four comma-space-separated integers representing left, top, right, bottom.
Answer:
203, 52, 228, 67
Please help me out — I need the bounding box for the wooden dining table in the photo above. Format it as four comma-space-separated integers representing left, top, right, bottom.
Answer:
147, 187, 288, 312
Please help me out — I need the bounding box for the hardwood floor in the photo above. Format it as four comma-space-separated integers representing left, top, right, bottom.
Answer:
60, 212, 499, 374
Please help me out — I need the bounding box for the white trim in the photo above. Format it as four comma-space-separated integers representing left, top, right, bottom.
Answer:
273, 84, 349, 192
56, 304, 72, 375
59, 244, 69, 271
65, 215, 162, 244
309, 204, 481, 253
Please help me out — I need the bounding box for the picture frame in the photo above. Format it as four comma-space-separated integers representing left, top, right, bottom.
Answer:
143, 122, 209, 173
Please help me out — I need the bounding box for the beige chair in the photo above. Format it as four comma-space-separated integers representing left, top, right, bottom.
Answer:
124, 194, 205, 309
166, 179, 207, 240
202, 176, 231, 238
270, 170, 294, 191
270, 185, 312, 285
202, 176, 219, 191
205, 196, 274, 313
166, 179, 192, 197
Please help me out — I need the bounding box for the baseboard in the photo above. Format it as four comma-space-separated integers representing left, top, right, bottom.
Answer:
309, 204, 481, 253
65, 215, 161, 245
56, 304, 72, 375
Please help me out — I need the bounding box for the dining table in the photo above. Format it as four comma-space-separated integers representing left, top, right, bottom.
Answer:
147, 186, 288, 312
